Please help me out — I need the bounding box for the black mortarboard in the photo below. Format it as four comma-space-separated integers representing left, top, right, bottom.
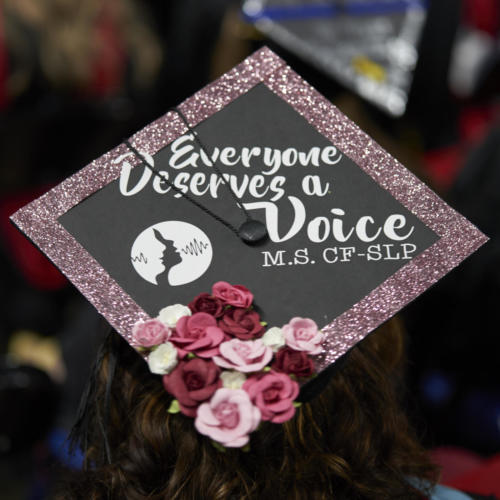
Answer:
10, 47, 487, 447
242, 1, 428, 116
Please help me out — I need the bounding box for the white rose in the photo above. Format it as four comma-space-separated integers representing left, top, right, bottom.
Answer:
261, 327, 285, 352
158, 304, 191, 328
220, 370, 247, 389
148, 342, 178, 375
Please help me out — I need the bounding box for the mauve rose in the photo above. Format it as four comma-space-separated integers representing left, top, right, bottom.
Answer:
171, 312, 224, 358
213, 339, 272, 373
272, 347, 314, 378
218, 308, 264, 340
188, 293, 224, 318
163, 358, 221, 417
243, 371, 299, 423
283, 317, 323, 355
212, 281, 253, 308
195, 388, 261, 447
132, 319, 170, 348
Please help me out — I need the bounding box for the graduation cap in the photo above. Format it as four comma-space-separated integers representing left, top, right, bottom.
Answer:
242, 0, 428, 116
11, 47, 486, 447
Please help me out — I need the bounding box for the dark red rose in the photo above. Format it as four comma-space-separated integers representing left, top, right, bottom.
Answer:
218, 308, 264, 340
272, 347, 314, 378
188, 293, 224, 318
163, 358, 221, 417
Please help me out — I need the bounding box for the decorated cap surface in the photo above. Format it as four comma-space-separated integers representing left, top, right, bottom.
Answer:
10, 47, 487, 375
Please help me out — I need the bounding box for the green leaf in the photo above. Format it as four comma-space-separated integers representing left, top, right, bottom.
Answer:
186, 353, 196, 359
168, 399, 181, 414
293, 402, 302, 408
263, 366, 271, 372
211, 441, 227, 453
241, 444, 251, 452
260, 321, 268, 326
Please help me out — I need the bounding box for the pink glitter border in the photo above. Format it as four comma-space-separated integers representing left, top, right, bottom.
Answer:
10, 47, 488, 367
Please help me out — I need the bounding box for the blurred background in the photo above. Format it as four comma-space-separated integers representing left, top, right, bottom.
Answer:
0, 0, 499, 498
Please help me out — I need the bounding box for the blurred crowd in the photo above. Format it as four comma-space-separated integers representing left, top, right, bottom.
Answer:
0, 0, 499, 498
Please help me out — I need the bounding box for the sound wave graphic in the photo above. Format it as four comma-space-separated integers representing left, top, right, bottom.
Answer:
131, 253, 148, 264
180, 239, 209, 257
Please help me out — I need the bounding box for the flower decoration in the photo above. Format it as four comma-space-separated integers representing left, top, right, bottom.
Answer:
163, 358, 221, 417
148, 342, 178, 375
218, 308, 264, 340
212, 281, 253, 308
131, 281, 324, 449
158, 304, 192, 328
213, 339, 273, 372
195, 388, 260, 448
243, 371, 299, 423
188, 293, 225, 318
283, 317, 324, 355
171, 312, 224, 358
261, 326, 285, 352
220, 370, 247, 389
132, 318, 171, 348
272, 347, 314, 378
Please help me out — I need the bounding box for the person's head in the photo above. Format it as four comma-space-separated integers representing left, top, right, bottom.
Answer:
62, 318, 438, 499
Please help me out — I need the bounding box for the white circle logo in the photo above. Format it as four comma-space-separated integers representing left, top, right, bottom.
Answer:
131, 221, 212, 286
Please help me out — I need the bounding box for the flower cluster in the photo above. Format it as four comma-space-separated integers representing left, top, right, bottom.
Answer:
132, 281, 324, 448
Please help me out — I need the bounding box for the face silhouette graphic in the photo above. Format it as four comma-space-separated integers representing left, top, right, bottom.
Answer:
152, 229, 183, 280
131, 221, 213, 286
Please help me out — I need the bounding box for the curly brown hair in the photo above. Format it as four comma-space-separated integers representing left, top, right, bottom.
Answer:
60, 319, 438, 499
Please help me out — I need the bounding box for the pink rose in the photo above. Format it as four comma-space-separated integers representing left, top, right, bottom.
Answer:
171, 312, 224, 358
218, 308, 264, 340
212, 281, 253, 308
163, 358, 221, 417
132, 319, 170, 347
213, 339, 272, 373
282, 317, 323, 355
195, 388, 261, 447
243, 371, 299, 423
